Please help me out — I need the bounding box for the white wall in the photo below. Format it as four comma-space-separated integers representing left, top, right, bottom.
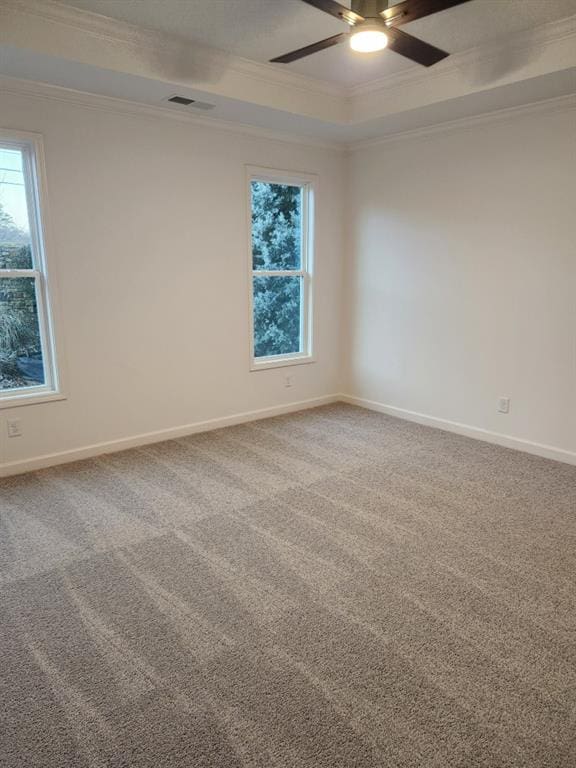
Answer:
2, 88, 574, 474
0, 89, 346, 471
345, 106, 576, 457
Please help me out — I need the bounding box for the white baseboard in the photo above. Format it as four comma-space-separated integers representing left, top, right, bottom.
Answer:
4, 393, 574, 477
0, 394, 340, 478
341, 394, 576, 466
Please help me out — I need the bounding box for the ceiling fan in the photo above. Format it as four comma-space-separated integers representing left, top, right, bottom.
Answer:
271, 0, 471, 67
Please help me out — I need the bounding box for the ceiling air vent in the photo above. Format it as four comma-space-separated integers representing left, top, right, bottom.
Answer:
166, 95, 215, 110
168, 95, 195, 105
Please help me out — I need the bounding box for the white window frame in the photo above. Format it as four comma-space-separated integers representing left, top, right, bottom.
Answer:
0, 130, 63, 408
247, 165, 316, 372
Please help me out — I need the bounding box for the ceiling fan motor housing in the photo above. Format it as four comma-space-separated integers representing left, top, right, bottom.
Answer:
351, 0, 389, 18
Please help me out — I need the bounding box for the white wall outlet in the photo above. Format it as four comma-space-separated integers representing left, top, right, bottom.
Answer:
284, 375, 293, 388
7, 418, 23, 437
497, 397, 510, 414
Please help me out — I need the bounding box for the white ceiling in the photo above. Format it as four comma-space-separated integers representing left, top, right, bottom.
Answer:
1, 0, 575, 146
55, 0, 576, 85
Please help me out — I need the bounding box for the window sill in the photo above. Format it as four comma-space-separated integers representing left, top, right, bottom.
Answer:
0, 389, 66, 410
250, 355, 316, 372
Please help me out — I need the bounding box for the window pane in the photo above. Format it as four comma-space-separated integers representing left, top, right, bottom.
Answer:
253, 276, 302, 358
0, 148, 33, 269
0, 277, 45, 390
251, 181, 302, 271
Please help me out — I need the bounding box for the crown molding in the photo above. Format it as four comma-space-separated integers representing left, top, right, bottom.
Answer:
2, 0, 344, 100
348, 92, 576, 151
348, 13, 576, 101
0, 75, 345, 152
1, 66, 573, 156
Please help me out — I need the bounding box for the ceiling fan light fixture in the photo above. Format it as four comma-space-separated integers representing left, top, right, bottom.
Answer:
350, 22, 388, 53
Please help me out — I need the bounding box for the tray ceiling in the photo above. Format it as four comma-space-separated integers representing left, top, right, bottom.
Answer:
55, 0, 576, 85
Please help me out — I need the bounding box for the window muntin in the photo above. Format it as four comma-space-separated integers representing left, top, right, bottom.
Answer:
0, 137, 59, 404
249, 170, 314, 369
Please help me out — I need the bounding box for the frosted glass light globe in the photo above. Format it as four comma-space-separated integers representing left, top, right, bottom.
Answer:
350, 26, 388, 53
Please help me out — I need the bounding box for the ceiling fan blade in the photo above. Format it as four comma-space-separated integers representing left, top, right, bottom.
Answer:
385, 27, 448, 66
381, 0, 471, 27
301, 0, 364, 26
270, 33, 348, 63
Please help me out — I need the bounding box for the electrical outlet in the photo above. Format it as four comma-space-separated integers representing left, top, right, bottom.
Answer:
285, 375, 293, 388
497, 397, 510, 414
7, 418, 23, 437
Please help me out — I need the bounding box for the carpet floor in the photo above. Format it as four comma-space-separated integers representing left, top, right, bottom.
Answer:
1, 404, 575, 767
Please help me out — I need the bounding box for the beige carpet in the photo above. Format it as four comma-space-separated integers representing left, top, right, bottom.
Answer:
1, 404, 575, 767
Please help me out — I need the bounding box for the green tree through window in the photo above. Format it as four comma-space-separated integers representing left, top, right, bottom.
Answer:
0, 139, 56, 399
0, 203, 44, 389
251, 178, 312, 361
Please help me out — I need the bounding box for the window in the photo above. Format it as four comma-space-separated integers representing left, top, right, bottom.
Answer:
248, 167, 315, 370
0, 132, 60, 406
